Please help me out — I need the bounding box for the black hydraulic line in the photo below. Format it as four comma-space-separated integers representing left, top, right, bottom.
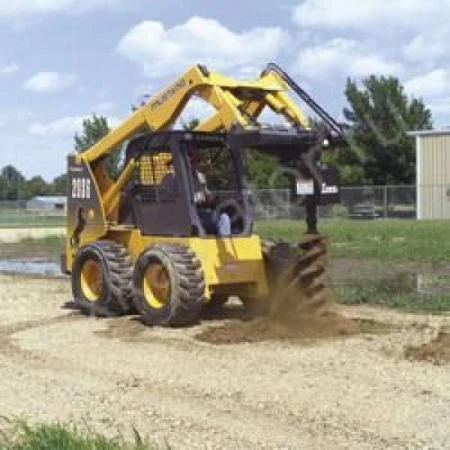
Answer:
263, 63, 345, 139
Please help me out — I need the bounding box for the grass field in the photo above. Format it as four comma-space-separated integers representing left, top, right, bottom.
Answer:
3, 215, 450, 263
1, 219, 450, 313
0, 210, 64, 228
255, 218, 450, 263
5, 218, 447, 262
257, 219, 450, 313
0, 420, 155, 450
0, 235, 64, 258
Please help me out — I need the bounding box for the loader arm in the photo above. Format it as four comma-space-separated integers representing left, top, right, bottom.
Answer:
79, 64, 310, 165
74, 64, 318, 228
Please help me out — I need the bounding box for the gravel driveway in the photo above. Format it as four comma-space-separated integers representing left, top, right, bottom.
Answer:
0, 273, 449, 449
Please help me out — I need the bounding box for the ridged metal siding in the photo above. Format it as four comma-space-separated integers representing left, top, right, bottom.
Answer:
418, 134, 450, 219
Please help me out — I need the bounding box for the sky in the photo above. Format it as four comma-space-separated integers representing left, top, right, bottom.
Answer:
1, 0, 449, 180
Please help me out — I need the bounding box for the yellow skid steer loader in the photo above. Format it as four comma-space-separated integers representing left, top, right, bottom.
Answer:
62, 63, 343, 325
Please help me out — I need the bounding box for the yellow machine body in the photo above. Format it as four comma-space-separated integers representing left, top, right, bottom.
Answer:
109, 230, 269, 299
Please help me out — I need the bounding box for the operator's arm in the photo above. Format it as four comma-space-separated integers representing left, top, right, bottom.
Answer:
193, 170, 209, 204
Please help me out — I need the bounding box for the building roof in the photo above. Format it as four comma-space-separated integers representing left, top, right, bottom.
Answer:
407, 129, 450, 137
29, 196, 67, 203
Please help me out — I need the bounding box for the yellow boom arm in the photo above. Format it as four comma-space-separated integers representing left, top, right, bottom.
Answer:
79, 64, 310, 165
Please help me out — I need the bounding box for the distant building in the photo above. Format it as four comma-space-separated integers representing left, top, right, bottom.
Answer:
26, 196, 67, 212
409, 130, 450, 219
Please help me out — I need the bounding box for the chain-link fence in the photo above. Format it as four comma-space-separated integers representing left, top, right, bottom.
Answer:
0, 185, 420, 226
252, 185, 417, 220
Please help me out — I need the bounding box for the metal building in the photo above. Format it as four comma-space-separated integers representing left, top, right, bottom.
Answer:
26, 196, 67, 212
409, 130, 450, 219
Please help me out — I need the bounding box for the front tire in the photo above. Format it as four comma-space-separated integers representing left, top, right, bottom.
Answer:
72, 240, 134, 316
133, 244, 205, 326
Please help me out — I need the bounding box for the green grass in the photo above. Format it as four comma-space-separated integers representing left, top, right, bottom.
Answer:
0, 210, 64, 228
0, 421, 156, 450
0, 235, 65, 259
255, 218, 450, 264
256, 219, 450, 313
19, 235, 65, 252
2, 219, 449, 313
334, 275, 450, 314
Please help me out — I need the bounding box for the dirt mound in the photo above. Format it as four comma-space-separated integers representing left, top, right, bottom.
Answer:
197, 237, 392, 345
405, 332, 450, 365
195, 311, 389, 345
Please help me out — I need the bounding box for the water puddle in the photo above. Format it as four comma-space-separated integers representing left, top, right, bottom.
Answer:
0, 259, 62, 277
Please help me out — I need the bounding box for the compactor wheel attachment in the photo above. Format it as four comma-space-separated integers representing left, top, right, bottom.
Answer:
133, 244, 205, 326
72, 240, 134, 316
262, 235, 330, 319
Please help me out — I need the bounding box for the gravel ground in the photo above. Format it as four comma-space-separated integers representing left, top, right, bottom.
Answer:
0, 273, 449, 449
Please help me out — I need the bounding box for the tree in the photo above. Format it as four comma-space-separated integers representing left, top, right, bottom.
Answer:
74, 115, 110, 152
181, 118, 200, 131
182, 118, 284, 188
74, 115, 122, 179
51, 174, 68, 195
245, 150, 287, 189
343, 75, 432, 185
25, 176, 50, 198
0, 165, 26, 200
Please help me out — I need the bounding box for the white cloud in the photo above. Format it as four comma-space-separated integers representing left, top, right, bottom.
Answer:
0, 0, 118, 18
293, 38, 403, 80
0, 63, 18, 75
29, 114, 121, 138
117, 17, 287, 78
405, 69, 450, 98
404, 30, 449, 63
292, 0, 447, 30
23, 71, 77, 93
28, 116, 86, 137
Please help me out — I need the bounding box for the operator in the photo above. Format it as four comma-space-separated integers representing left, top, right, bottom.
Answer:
189, 151, 231, 237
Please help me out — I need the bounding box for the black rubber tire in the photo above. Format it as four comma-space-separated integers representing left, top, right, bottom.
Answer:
72, 240, 134, 317
133, 244, 205, 326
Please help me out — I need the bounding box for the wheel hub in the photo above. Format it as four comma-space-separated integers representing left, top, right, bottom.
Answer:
80, 259, 103, 302
143, 263, 170, 309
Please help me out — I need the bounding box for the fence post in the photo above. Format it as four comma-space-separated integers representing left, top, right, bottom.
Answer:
383, 185, 388, 218
287, 190, 291, 218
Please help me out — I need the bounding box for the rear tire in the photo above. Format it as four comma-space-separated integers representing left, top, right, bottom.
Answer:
133, 244, 205, 326
72, 240, 134, 317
